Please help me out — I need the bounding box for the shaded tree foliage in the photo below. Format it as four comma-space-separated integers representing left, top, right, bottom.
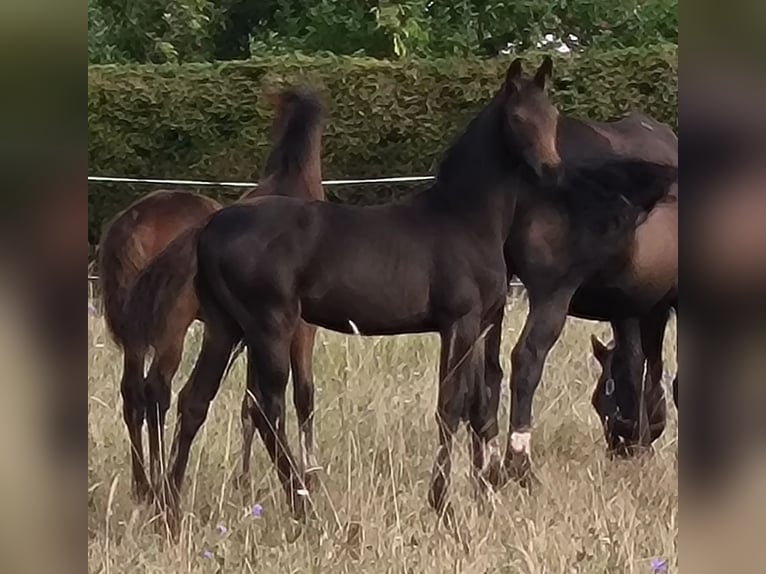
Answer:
88, 0, 677, 63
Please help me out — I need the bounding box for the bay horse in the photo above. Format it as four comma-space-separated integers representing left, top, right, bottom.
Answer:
474, 59, 678, 460
139, 57, 677, 529
582, 181, 678, 453
568, 112, 678, 452
98, 87, 324, 501
478, 59, 680, 482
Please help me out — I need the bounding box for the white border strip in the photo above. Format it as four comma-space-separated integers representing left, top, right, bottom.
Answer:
88, 175, 436, 187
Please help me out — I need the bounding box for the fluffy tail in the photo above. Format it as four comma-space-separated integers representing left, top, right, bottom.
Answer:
122, 225, 205, 353
98, 219, 147, 347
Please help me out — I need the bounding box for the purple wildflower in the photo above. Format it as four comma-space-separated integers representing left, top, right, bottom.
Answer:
202, 550, 214, 560
251, 503, 263, 518
216, 524, 227, 535
650, 557, 668, 572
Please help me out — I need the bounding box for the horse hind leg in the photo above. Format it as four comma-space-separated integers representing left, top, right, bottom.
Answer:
120, 350, 150, 502
291, 322, 319, 488
237, 391, 256, 491
145, 336, 183, 497
245, 309, 306, 518
163, 324, 236, 532
476, 306, 505, 489
428, 316, 482, 554
430, 316, 480, 516
468, 314, 504, 498
640, 307, 670, 444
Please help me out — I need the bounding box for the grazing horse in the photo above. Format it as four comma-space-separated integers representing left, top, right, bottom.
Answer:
590, 320, 676, 453
139, 57, 677, 530
98, 87, 325, 500
581, 178, 678, 452
567, 112, 679, 451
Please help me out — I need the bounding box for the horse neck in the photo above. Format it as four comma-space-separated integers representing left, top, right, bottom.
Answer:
429, 124, 522, 243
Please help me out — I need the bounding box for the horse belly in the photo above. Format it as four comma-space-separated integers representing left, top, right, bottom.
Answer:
300, 275, 433, 335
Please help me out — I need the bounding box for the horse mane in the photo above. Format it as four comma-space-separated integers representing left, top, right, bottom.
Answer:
551, 158, 678, 235
424, 94, 529, 210
241, 86, 325, 201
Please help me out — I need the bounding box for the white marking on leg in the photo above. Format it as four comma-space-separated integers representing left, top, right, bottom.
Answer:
510, 431, 532, 456
143, 347, 155, 378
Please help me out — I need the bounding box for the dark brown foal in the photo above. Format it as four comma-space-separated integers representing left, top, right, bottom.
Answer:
145, 58, 676, 535
104, 87, 325, 501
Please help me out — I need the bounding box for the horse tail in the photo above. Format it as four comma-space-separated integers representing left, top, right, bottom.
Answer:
97, 217, 148, 347
122, 224, 206, 353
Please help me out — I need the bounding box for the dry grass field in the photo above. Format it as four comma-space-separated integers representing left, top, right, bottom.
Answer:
88, 297, 677, 573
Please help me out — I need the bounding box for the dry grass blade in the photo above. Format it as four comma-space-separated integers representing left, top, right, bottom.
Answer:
88, 298, 678, 573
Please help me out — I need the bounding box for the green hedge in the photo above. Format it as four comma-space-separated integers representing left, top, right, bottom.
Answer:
88, 45, 677, 244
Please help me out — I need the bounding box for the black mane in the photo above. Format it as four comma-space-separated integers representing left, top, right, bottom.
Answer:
423, 95, 531, 210
262, 87, 324, 180
550, 158, 677, 236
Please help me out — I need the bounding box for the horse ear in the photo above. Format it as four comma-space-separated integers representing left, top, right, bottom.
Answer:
504, 58, 523, 95
591, 334, 609, 365
534, 55, 553, 90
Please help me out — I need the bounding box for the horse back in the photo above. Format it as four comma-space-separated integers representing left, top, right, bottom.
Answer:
98, 189, 222, 344
558, 113, 677, 167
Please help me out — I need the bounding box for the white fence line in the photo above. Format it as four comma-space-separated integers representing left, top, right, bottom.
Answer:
88, 173, 523, 287
88, 175, 436, 187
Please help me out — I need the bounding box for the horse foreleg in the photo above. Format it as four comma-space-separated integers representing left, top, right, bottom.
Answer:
504, 285, 574, 485
291, 322, 319, 488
